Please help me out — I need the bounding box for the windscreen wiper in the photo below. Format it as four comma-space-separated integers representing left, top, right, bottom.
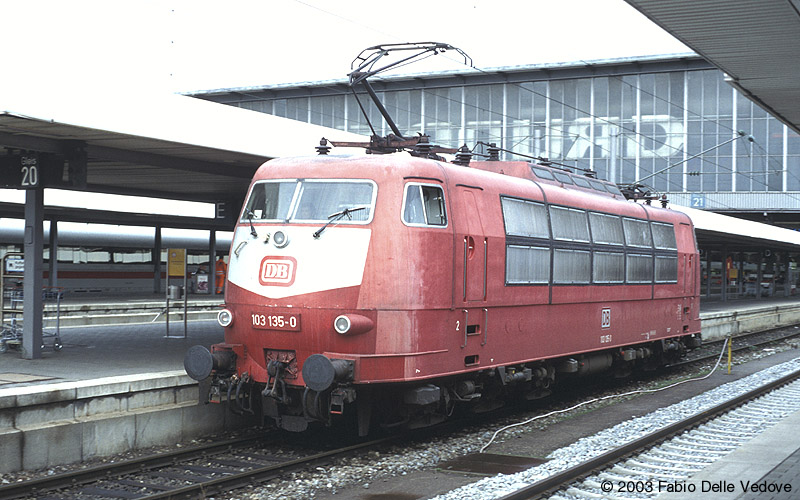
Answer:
313, 206, 367, 239
245, 210, 258, 238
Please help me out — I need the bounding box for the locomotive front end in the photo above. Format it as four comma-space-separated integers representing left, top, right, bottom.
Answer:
184, 161, 380, 432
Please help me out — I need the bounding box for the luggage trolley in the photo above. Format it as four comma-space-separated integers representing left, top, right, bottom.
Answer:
1, 252, 63, 353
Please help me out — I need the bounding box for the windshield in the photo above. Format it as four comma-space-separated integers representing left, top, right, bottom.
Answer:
242, 179, 376, 223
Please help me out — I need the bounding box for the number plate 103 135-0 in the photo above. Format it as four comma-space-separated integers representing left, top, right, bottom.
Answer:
251, 311, 301, 331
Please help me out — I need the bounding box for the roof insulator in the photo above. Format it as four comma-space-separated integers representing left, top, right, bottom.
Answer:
316, 137, 331, 155
453, 144, 472, 167
413, 135, 433, 157
487, 143, 500, 161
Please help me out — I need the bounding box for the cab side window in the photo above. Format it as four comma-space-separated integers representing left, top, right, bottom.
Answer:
403, 184, 447, 226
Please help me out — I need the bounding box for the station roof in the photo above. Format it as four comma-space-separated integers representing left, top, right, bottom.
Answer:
0, 89, 365, 228
673, 204, 800, 253
624, 0, 800, 135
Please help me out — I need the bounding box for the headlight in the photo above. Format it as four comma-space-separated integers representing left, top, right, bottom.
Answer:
333, 314, 374, 335
334, 315, 351, 334
217, 308, 234, 327
273, 230, 289, 248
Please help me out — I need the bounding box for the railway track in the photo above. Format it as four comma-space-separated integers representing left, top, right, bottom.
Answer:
673, 324, 800, 368
0, 432, 397, 500
489, 361, 800, 500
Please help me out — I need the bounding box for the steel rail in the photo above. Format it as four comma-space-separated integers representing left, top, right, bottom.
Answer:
670, 326, 800, 369
0, 434, 268, 500
141, 436, 398, 500
493, 365, 800, 500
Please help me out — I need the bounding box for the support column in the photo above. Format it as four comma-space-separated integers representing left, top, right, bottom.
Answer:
153, 226, 162, 294
756, 251, 764, 301
721, 246, 728, 302
23, 188, 44, 359
208, 230, 216, 295
48, 219, 58, 288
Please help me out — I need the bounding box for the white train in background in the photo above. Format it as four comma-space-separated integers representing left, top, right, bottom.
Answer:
0, 219, 231, 294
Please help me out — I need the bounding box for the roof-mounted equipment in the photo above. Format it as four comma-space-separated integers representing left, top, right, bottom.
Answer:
323, 43, 471, 158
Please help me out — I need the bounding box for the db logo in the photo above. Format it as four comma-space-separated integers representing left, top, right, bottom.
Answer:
259, 256, 297, 287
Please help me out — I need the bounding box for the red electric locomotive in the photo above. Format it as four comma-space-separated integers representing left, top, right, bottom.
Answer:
184, 43, 701, 435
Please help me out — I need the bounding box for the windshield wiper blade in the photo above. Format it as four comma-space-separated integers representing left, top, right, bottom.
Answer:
313, 206, 367, 239
246, 210, 258, 238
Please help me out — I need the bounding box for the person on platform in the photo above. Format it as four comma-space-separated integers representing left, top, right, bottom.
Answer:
215, 256, 227, 294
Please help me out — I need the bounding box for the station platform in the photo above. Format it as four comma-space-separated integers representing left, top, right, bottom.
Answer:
0, 320, 224, 384
1, 292, 224, 382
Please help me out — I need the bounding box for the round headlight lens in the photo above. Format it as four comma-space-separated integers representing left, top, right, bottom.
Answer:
217, 309, 234, 327
334, 315, 351, 334
273, 230, 289, 248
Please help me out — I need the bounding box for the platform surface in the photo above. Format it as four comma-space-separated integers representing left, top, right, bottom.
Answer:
0, 320, 223, 386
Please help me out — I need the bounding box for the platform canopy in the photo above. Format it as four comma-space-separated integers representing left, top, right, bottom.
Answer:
624, 0, 800, 135
673, 204, 800, 253
0, 89, 366, 226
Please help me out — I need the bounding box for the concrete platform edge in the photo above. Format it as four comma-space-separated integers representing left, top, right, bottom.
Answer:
0, 371, 253, 473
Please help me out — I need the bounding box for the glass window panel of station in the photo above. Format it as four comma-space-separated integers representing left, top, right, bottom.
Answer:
640, 74, 656, 117
593, 251, 624, 283
272, 99, 286, 117
623, 218, 653, 248
669, 72, 685, 120
751, 155, 769, 192
627, 254, 653, 283
768, 119, 785, 191
717, 156, 733, 191
621, 75, 637, 121
788, 156, 800, 191
501, 197, 550, 238
608, 77, 622, 119
702, 71, 719, 117
701, 156, 718, 192
589, 212, 624, 245
686, 71, 703, 117
553, 249, 591, 284
718, 80, 734, 118
788, 129, 800, 155
654, 73, 670, 116
655, 256, 678, 283
551, 206, 590, 242
594, 77, 609, 122
506, 245, 550, 284
666, 153, 685, 193
563, 80, 578, 122
651, 222, 677, 250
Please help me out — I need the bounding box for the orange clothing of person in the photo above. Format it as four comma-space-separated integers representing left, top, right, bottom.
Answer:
215, 258, 227, 294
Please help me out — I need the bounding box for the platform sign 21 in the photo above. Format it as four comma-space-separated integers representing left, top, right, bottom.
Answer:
690, 194, 706, 209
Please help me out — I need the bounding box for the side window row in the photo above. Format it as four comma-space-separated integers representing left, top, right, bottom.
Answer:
501, 196, 677, 250
507, 246, 678, 285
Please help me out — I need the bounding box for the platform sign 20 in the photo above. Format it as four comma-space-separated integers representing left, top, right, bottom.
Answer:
0, 153, 40, 189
